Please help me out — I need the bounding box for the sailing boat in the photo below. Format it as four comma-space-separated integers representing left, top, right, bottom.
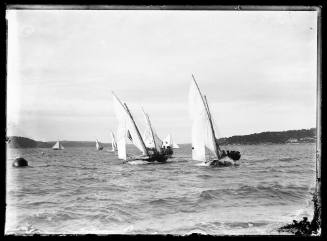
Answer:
141, 108, 172, 159
96, 139, 104, 150
161, 134, 179, 155
162, 134, 180, 149
52, 140, 64, 150
110, 132, 118, 152
188, 74, 241, 166
112, 92, 169, 163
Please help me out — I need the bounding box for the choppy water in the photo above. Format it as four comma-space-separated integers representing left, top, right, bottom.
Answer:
6, 143, 316, 235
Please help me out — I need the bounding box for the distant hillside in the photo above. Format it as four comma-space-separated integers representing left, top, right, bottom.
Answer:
7, 128, 316, 148
7, 136, 38, 148
7, 137, 108, 149
218, 128, 316, 145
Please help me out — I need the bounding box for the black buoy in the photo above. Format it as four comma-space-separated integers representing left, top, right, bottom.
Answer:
12, 157, 28, 167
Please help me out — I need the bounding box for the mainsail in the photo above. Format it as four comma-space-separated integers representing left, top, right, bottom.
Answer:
141, 108, 163, 153
52, 140, 64, 150
188, 75, 220, 161
111, 132, 118, 151
112, 92, 148, 160
96, 139, 103, 150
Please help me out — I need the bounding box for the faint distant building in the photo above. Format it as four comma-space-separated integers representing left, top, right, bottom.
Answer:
299, 137, 316, 143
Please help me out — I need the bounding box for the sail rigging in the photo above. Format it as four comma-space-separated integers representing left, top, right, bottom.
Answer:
188, 75, 220, 161
112, 92, 148, 159
142, 108, 163, 153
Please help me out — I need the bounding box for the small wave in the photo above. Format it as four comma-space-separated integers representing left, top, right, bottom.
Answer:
149, 198, 167, 205
199, 190, 217, 200
26, 201, 57, 206
127, 160, 149, 165
11, 165, 33, 169
33, 164, 51, 168
24, 210, 79, 223
279, 157, 297, 162
224, 221, 268, 228
7, 223, 41, 235
198, 183, 310, 202
195, 162, 210, 167
45, 164, 98, 170
197, 174, 213, 179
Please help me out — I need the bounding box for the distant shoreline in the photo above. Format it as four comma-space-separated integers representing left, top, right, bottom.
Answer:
6, 128, 316, 149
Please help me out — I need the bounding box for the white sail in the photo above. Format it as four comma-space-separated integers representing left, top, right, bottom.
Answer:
191, 118, 206, 161
162, 134, 172, 148
142, 109, 163, 152
116, 124, 127, 159
172, 141, 180, 149
112, 92, 148, 156
162, 134, 179, 149
52, 141, 64, 150
188, 75, 219, 161
96, 139, 103, 150
203, 95, 220, 157
111, 132, 117, 151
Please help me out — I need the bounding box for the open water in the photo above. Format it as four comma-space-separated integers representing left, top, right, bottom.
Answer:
5, 143, 316, 235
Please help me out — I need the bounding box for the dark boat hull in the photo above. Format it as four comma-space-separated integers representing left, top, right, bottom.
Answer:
208, 156, 240, 167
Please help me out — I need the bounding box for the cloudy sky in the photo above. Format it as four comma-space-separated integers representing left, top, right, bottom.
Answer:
6, 9, 317, 143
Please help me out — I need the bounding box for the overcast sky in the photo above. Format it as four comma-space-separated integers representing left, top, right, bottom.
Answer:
6, 9, 317, 143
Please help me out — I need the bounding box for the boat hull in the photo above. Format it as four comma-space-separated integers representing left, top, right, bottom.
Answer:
124, 153, 169, 163
208, 157, 239, 167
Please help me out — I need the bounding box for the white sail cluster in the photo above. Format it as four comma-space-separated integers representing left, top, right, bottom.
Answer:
162, 134, 179, 149
52, 141, 64, 150
188, 75, 221, 162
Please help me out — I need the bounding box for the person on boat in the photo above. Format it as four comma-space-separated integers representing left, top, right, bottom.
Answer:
226, 150, 241, 161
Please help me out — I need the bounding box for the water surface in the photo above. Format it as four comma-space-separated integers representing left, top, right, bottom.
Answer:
6, 143, 316, 235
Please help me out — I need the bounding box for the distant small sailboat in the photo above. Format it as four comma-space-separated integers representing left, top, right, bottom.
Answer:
162, 134, 180, 149
52, 140, 64, 150
110, 132, 118, 152
96, 139, 104, 150
161, 134, 179, 156
112, 92, 170, 163
188, 74, 241, 166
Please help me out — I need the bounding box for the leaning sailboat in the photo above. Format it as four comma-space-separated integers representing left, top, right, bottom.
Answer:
96, 139, 104, 150
188, 74, 241, 166
112, 92, 169, 163
141, 108, 172, 159
52, 140, 64, 150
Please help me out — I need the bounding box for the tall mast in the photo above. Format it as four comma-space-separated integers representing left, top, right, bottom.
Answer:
112, 91, 148, 156
123, 103, 149, 156
204, 95, 220, 159
191, 74, 220, 160
142, 108, 158, 153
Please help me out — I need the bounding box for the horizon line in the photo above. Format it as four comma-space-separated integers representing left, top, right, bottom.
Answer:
7, 127, 316, 144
